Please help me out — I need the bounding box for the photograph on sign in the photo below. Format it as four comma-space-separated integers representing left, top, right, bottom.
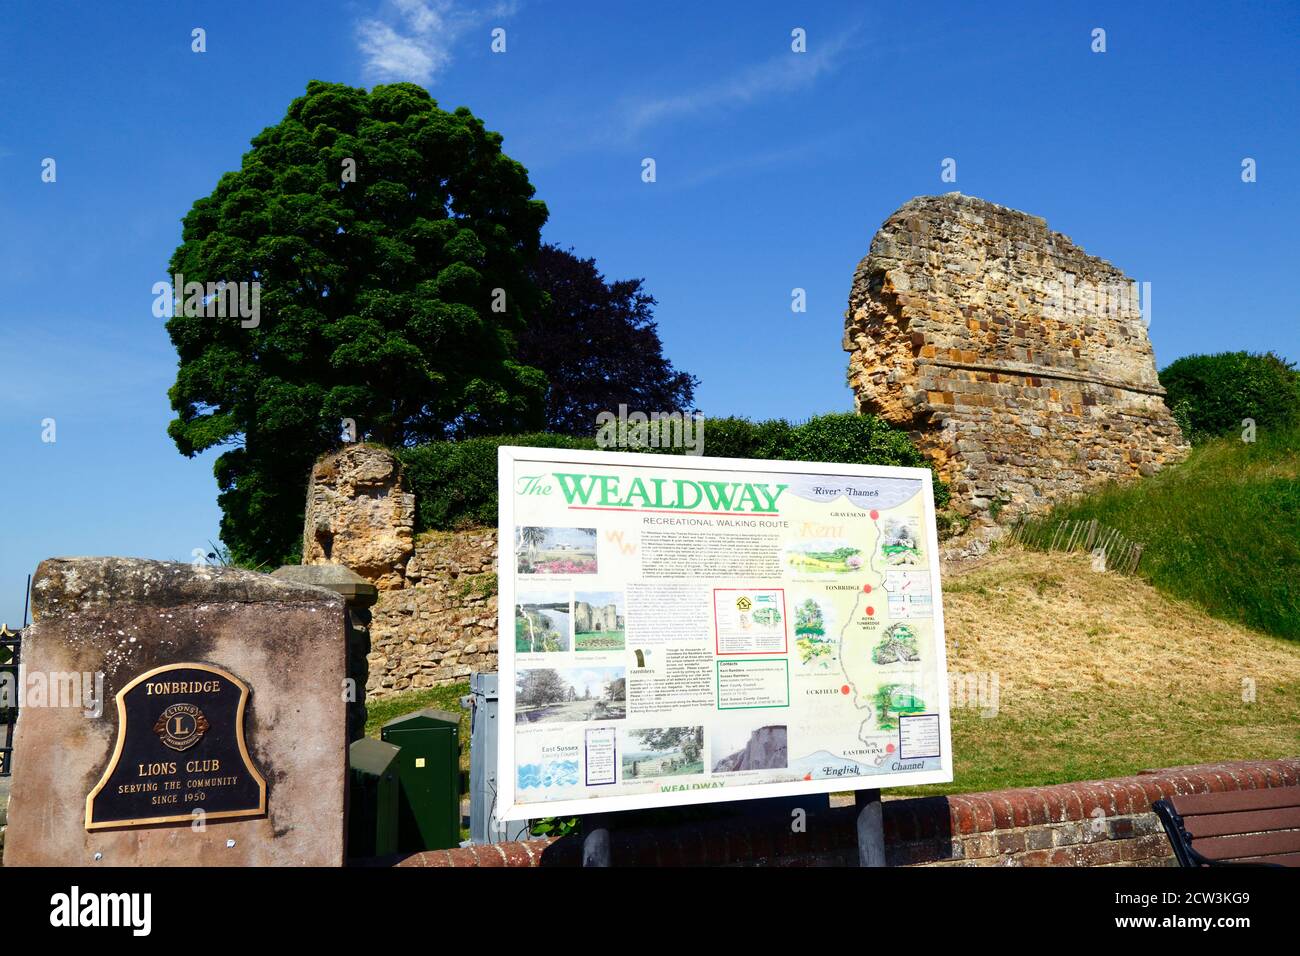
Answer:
497, 447, 952, 820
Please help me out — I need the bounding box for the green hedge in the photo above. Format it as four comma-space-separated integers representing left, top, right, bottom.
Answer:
1161, 351, 1300, 443
399, 433, 597, 531
398, 413, 947, 532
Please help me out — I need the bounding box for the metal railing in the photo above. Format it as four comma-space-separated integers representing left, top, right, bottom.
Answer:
0, 624, 20, 776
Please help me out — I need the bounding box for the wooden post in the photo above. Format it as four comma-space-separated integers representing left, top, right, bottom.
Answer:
856, 788, 886, 867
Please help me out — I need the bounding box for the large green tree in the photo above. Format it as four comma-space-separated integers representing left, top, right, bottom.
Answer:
518, 244, 698, 434
166, 81, 549, 565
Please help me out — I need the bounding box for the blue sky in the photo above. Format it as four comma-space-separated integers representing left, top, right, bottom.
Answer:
1, 0, 1296, 625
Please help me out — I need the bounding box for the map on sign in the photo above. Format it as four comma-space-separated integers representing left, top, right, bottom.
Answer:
497, 447, 952, 819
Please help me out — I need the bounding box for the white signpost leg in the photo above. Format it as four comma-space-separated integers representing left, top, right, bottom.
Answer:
856, 789, 886, 867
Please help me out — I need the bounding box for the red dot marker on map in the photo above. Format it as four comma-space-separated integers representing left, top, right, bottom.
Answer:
870, 509, 879, 519
866, 606, 874, 616
886, 743, 895, 753
841, 685, 850, 695
862, 584, 872, 593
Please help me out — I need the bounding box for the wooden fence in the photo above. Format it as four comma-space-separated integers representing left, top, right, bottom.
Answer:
1009, 517, 1144, 574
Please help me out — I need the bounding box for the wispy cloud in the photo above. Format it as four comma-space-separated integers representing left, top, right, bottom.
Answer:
621, 25, 862, 138
669, 130, 849, 192
356, 0, 517, 85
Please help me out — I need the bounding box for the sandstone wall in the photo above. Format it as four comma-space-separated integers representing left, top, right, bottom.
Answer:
6, 559, 347, 866
844, 193, 1187, 519
368, 529, 498, 696
299, 445, 499, 698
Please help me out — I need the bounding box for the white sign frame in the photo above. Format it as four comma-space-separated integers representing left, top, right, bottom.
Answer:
496, 445, 952, 821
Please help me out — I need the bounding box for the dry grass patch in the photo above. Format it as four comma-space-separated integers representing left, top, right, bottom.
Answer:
945, 549, 1300, 697
897, 548, 1300, 796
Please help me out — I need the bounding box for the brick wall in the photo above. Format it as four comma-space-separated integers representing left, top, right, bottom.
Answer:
387, 758, 1299, 867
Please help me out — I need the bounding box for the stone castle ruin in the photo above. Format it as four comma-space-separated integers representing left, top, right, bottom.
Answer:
844, 193, 1187, 519
574, 601, 623, 633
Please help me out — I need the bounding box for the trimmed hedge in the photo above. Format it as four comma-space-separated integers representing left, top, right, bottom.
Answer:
399, 433, 596, 532
398, 413, 947, 532
1161, 351, 1300, 443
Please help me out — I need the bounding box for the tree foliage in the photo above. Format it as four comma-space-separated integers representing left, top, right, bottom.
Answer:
632, 726, 703, 762
165, 80, 549, 564
518, 244, 697, 434
1160, 351, 1300, 443
399, 413, 948, 532
795, 598, 824, 635
516, 668, 567, 707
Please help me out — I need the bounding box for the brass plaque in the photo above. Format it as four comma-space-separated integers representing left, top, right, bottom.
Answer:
85, 663, 267, 830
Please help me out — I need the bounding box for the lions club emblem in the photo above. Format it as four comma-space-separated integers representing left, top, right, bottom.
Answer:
153, 702, 210, 752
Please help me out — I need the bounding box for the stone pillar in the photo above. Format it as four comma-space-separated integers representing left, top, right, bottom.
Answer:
301, 444, 414, 590
272, 564, 377, 743
3, 558, 347, 867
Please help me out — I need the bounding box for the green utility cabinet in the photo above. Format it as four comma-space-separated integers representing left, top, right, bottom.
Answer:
381, 708, 461, 852
347, 737, 401, 858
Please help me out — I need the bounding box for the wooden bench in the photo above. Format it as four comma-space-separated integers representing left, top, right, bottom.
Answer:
1153, 789, 1300, 867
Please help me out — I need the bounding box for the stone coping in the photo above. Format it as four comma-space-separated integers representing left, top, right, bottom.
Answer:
31, 557, 343, 620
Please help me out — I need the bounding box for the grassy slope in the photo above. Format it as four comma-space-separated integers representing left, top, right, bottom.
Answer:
897, 549, 1300, 797
1038, 424, 1300, 640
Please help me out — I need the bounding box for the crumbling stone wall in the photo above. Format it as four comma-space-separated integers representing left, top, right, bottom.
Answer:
301, 446, 498, 697
844, 193, 1187, 518
368, 529, 498, 696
